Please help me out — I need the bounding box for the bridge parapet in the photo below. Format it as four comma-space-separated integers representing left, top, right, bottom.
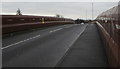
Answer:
1, 15, 75, 34
96, 5, 120, 67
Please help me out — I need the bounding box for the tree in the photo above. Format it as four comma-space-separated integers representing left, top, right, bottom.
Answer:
75, 18, 85, 24
56, 14, 60, 18
16, 8, 22, 15
55, 14, 63, 18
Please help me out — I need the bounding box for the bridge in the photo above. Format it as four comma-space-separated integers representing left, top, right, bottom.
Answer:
1, 4, 120, 69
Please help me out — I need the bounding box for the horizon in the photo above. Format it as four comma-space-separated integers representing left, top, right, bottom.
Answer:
1, 2, 118, 20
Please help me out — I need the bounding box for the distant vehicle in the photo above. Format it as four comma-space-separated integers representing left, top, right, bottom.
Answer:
81, 23, 84, 24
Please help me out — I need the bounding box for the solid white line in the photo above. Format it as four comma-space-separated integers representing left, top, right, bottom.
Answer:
2, 35, 41, 50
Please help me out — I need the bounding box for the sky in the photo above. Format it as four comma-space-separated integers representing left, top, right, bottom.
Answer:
1, 0, 120, 2
1, 2, 119, 19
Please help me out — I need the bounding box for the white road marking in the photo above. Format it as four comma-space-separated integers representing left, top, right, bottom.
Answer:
2, 35, 41, 50
65, 25, 74, 29
2, 25, 79, 50
49, 28, 63, 33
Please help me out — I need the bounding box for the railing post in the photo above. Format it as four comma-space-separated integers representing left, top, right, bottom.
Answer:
42, 18, 44, 24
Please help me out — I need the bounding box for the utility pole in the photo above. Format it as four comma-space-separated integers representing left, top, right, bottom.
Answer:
86, 9, 87, 20
92, 2, 94, 20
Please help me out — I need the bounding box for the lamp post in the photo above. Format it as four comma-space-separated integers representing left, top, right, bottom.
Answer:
92, 2, 94, 20
86, 9, 87, 20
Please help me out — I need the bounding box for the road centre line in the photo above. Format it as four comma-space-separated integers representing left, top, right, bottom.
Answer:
49, 24, 78, 33
2, 25, 77, 50
50, 28, 63, 33
2, 35, 41, 50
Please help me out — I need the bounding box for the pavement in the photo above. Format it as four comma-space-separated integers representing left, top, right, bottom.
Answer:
56, 24, 108, 67
2, 23, 108, 67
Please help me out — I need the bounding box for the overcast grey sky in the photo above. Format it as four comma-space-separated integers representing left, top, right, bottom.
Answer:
1, 0, 120, 2
1, 2, 118, 19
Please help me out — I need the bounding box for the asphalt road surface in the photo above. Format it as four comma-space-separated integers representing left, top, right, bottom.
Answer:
2, 24, 88, 67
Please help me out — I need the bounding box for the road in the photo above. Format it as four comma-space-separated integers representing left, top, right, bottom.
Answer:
2, 24, 87, 67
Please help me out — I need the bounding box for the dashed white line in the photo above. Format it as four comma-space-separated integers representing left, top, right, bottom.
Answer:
65, 25, 74, 29
2, 25, 78, 50
49, 28, 63, 33
2, 35, 41, 50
